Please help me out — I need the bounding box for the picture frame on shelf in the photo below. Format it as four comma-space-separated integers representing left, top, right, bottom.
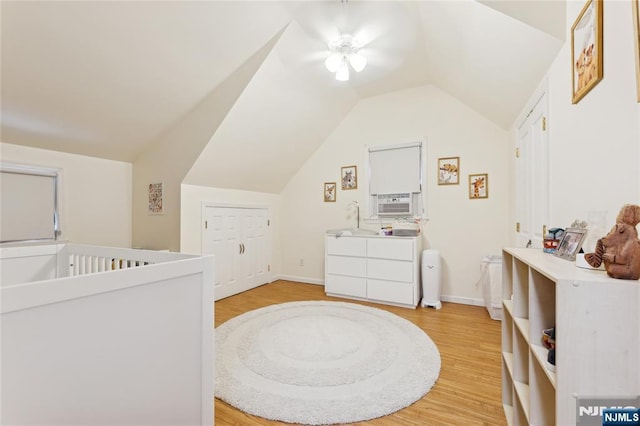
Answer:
437, 157, 460, 185
324, 182, 336, 202
633, 0, 640, 102
571, 0, 603, 104
341, 165, 357, 190
554, 228, 588, 261
468, 173, 488, 199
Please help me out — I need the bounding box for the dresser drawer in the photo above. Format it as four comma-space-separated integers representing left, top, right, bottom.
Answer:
325, 275, 367, 298
367, 279, 415, 305
326, 236, 367, 256
367, 238, 414, 261
367, 258, 413, 282
327, 255, 366, 277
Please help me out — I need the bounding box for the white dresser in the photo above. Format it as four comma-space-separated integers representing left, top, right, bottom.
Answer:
324, 235, 422, 308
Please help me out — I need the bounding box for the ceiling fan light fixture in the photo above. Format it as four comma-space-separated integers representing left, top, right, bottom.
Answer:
325, 53, 342, 73
335, 59, 350, 81
325, 34, 366, 81
348, 53, 366, 73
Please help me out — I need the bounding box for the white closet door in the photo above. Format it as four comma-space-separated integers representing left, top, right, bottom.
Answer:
203, 208, 242, 300
241, 209, 268, 289
516, 90, 549, 248
203, 206, 270, 301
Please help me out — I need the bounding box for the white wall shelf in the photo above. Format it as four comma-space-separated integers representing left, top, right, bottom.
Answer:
501, 247, 640, 425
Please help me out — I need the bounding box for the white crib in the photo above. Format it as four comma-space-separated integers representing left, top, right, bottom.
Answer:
0, 242, 214, 426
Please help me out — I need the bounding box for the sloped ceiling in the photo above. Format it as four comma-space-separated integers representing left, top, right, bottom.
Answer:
1, 1, 564, 193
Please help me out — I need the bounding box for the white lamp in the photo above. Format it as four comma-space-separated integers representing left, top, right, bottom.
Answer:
325, 34, 366, 81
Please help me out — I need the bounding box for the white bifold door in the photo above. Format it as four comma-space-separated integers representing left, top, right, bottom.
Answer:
203, 206, 271, 301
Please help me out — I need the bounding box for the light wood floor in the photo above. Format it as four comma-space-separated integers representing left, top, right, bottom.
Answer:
214, 280, 506, 426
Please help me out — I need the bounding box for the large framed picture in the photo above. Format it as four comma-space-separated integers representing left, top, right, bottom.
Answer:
555, 228, 588, 261
438, 157, 460, 185
633, 0, 640, 102
571, 0, 603, 104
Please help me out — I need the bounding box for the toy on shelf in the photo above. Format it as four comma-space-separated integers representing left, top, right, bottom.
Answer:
584, 204, 640, 280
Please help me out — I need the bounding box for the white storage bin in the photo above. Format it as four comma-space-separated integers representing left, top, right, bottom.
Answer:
478, 254, 502, 320
421, 249, 442, 309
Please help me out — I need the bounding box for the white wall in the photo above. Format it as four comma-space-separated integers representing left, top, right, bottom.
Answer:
0, 143, 132, 247
511, 0, 640, 237
280, 85, 510, 303
180, 184, 282, 276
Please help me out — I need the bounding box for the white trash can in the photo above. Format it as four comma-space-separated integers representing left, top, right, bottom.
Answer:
478, 255, 503, 320
421, 250, 442, 309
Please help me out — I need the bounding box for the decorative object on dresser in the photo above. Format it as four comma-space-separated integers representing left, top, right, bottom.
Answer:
215, 301, 441, 425
325, 234, 422, 308
584, 204, 640, 279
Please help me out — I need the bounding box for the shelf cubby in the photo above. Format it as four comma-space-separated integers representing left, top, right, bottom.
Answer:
513, 326, 529, 384
529, 352, 556, 425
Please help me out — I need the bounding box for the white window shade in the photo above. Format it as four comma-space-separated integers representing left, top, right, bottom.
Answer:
369, 144, 421, 194
1, 166, 58, 242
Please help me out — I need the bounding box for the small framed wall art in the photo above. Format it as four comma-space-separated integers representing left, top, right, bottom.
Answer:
571, 0, 603, 104
341, 165, 357, 190
438, 157, 460, 185
148, 182, 164, 214
468, 174, 488, 199
324, 182, 336, 202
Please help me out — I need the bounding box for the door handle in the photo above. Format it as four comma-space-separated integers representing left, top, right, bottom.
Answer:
239, 243, 242, 254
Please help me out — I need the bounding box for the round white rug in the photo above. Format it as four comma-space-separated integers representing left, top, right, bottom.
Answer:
215, 301, 441, 425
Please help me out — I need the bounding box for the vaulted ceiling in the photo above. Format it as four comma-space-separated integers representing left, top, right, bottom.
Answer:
1, 1, 564, 191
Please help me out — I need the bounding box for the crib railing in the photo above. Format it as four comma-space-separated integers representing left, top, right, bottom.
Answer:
62, 244, 194, 278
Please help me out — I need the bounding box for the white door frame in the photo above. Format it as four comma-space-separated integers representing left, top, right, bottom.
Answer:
514, 80, 550, 248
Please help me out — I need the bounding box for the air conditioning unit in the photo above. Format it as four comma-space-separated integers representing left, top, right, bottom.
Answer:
376, 193, 412, 216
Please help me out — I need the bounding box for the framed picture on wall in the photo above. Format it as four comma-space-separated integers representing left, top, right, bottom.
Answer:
633, 0, 640, 102
571, 0, 603, 104
341, 165, 357, 190
468, 174, 488, 199
438, 157, 460, 185
324, 182, 336, 202
148, 182, 164, 214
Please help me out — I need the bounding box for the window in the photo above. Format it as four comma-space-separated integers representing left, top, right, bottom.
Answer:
1, 163, 60, 243
365, 141, 427, 219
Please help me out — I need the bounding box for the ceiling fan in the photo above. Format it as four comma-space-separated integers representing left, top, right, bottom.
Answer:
282, 1, 418, 84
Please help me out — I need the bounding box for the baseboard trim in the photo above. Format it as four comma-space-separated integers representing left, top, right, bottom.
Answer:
441, 295, 484, 307
272, 277, 485, 306
274, 275, 323, 286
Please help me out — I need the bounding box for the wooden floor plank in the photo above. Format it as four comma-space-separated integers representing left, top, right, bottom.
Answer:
214, 280, 506, 426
